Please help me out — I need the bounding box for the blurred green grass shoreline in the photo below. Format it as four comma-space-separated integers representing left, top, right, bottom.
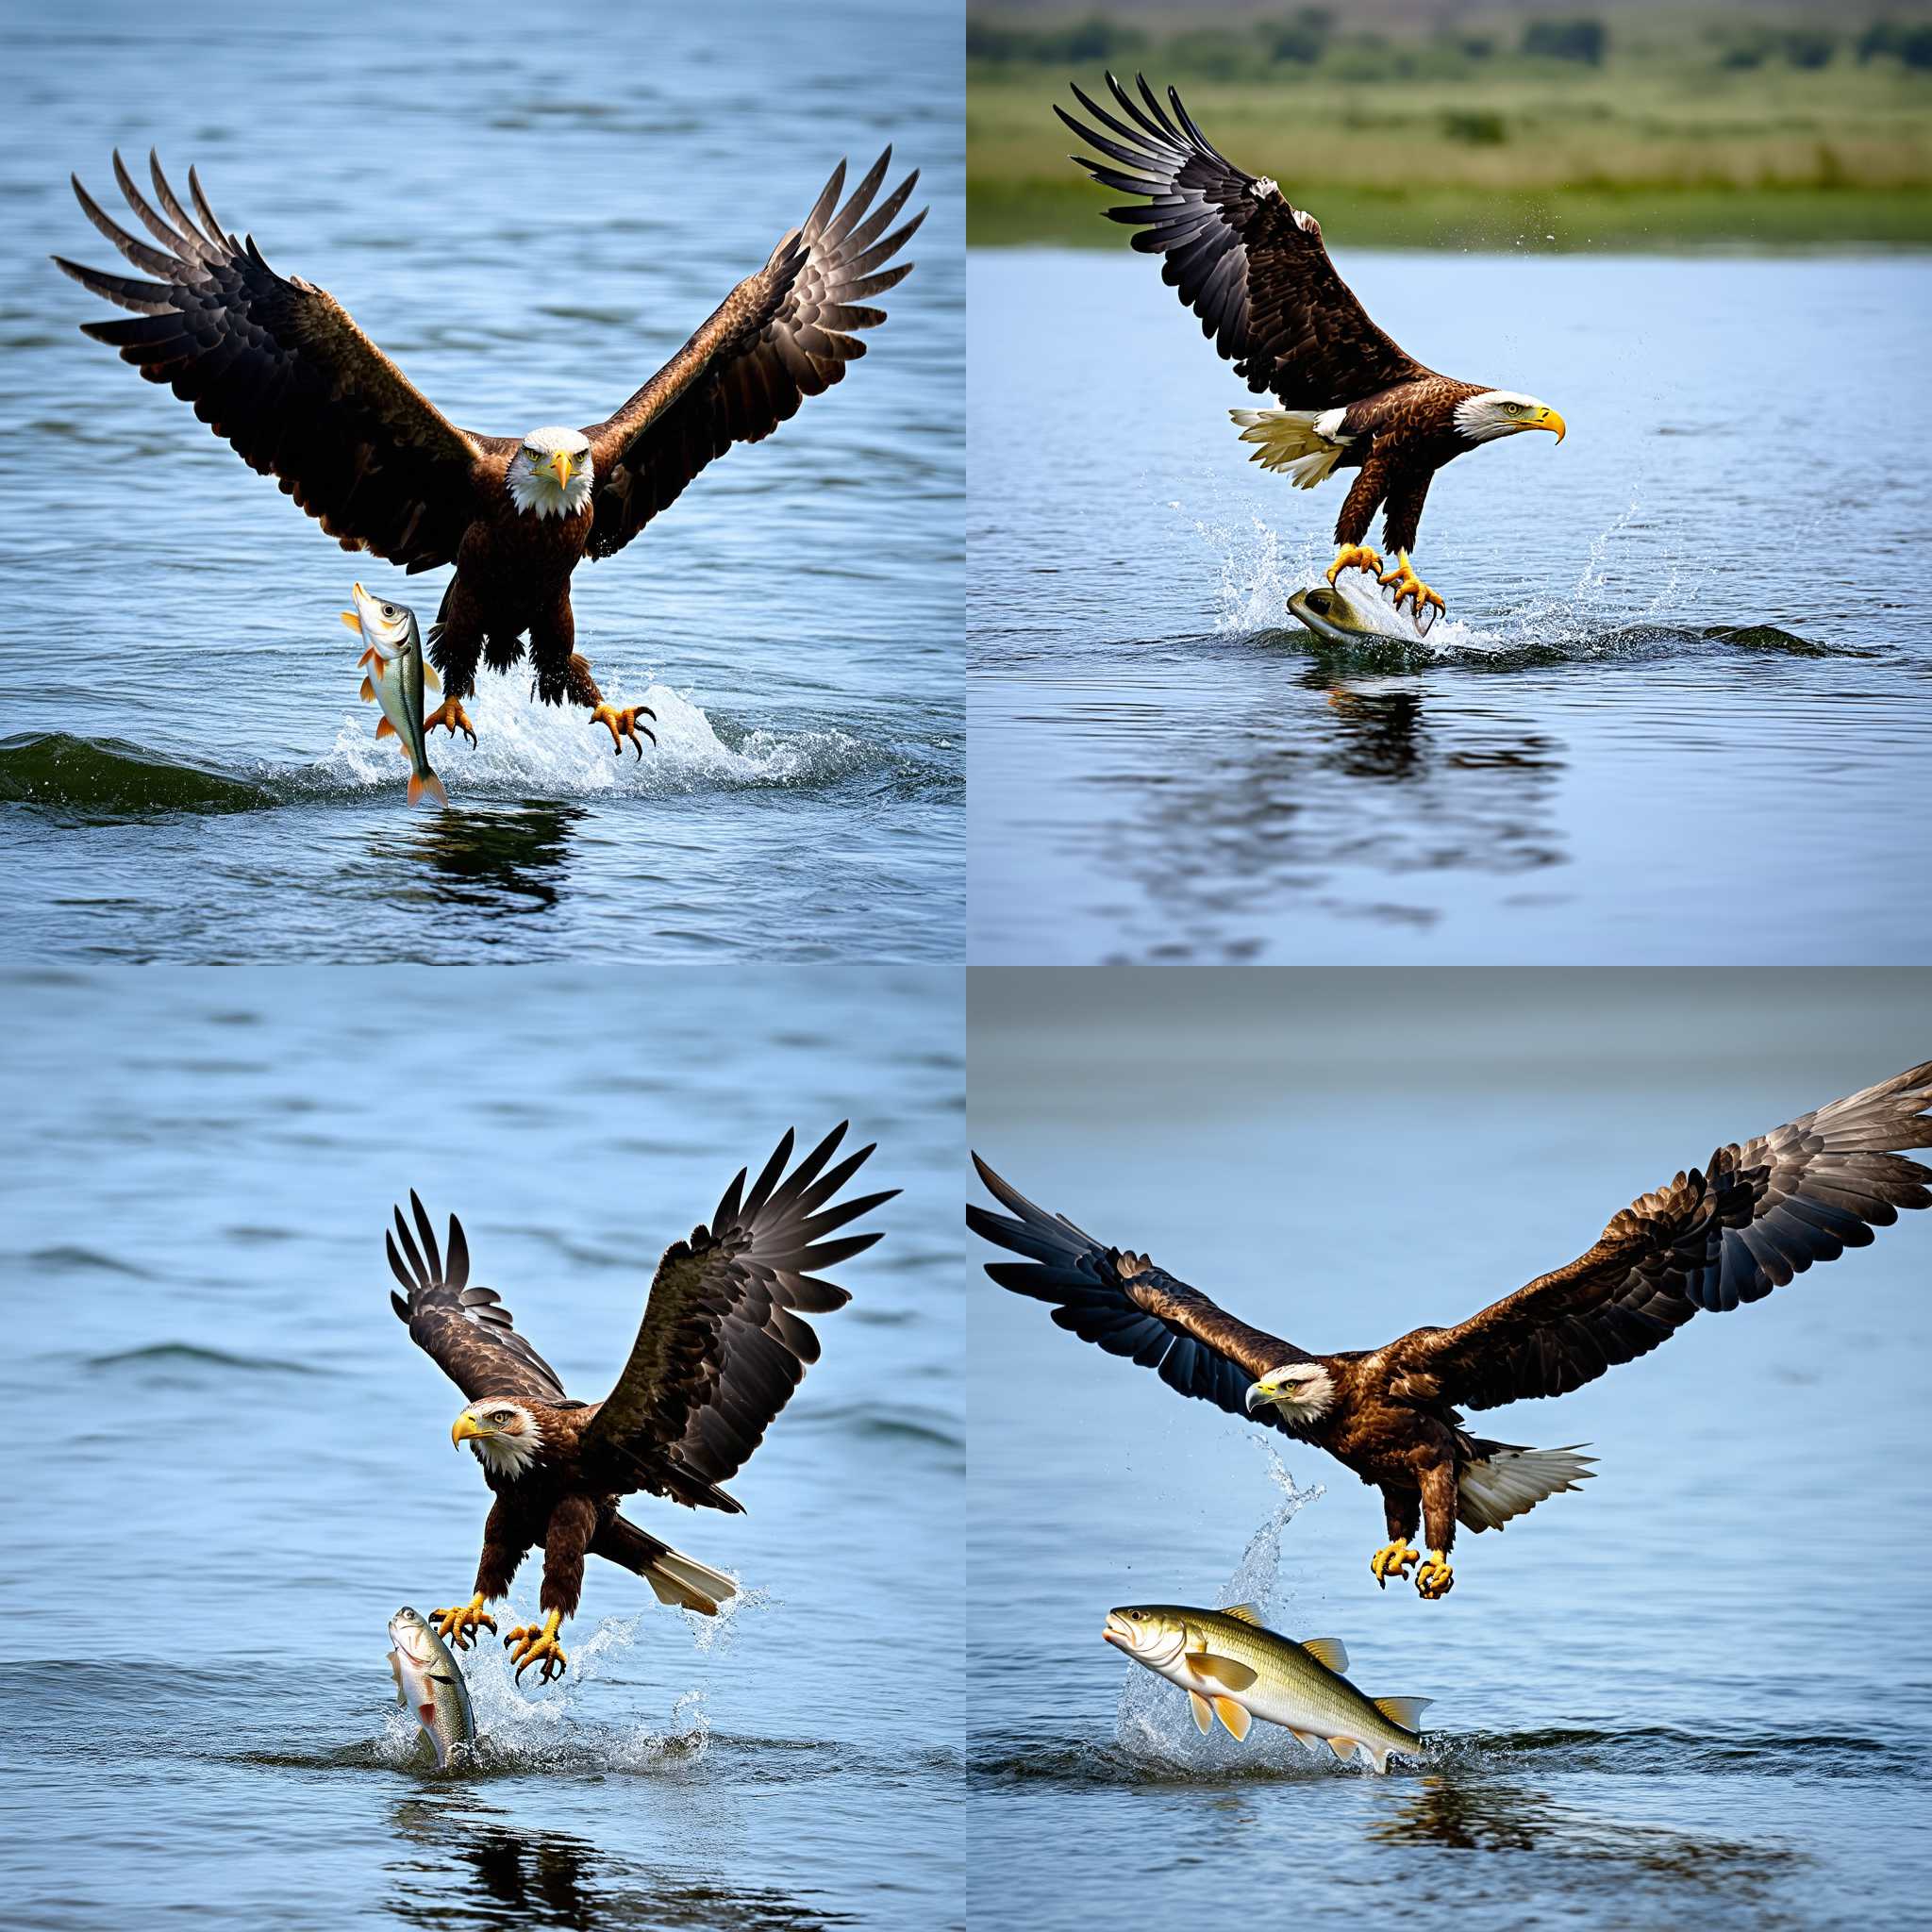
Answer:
970, 177, 1932, 250
968, 16, 1932, 251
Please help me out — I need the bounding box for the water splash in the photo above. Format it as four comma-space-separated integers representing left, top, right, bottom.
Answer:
1191, 497, 1731, 660
1113, 1446, 1336, 1775
319, 672, 873, 801
374, 1590, 772, 1777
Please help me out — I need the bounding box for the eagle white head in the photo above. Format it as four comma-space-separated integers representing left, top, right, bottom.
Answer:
1453, 391, 1567, 446
1243, 1360, 1336, 1425
452, 1399, 544, 1477
507, 425, 594, 519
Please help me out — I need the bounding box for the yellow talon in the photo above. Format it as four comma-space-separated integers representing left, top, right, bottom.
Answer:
1370, 1540, 1420, 1588
1376, 551, 1446, 618
1327, 542, 1384, 585
424, 697, 477, 747
429, 1592, 496, 1649
591, 702, 658, 759
1415, 1551, 1455, 1600
504, 1608, 569, 1683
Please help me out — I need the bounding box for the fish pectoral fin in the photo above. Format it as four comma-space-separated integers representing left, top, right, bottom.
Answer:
1372, 1694, 1432, 1732
341, 610, 361, 633
1188, 1690, 1214, 1736
424, 662, 441, 690
1211, 1697, 1252, 1742
375, 716, 396, 740
1190, 1653, 1258, 1692
1221, 1602, 1263, 1624
1299, 1637, 1350, 1674
359, 675, 375, 702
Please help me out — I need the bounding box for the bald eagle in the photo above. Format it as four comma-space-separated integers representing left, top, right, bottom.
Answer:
971, 1061, 1932, 1603
57, 149, 924, 756
1058, 75, 1565, 624
388, 1123, 894, 1681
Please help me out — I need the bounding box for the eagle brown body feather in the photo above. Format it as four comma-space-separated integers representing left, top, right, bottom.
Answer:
971, 1061, 1932, 1574
56, 149, 923, 704
1058, 75, 1509, 556
387, 1123, 896, 1624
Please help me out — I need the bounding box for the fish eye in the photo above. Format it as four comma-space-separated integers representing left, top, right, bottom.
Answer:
381, 604, 399, 620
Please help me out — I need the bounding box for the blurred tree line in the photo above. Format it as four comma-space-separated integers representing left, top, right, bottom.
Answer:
966, 11, 1932, 78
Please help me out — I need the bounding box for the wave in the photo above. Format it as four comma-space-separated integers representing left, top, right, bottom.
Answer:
82, 1341, 325, 1377
1, 675, 945, 818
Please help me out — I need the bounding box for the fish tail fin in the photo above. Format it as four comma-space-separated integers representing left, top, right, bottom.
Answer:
376, 716, 396, 741
411, 771, 447, 809
1457, 1442, 1596, 1532
591, 1513, 737, 1616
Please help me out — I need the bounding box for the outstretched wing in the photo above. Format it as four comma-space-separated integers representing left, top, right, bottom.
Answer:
577, 1124, 897, 1507
387, 1191, 569, 1405
1058, 74, 1432, 407
969, 1155, 1312, 1430
1386, 1061, 1932, 1413
579, 151, 924, 558
56, 151, 503, 572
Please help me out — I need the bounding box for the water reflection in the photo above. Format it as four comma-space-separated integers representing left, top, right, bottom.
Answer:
1372, 1774, 1802, 1893
387, 1803, 851, 1930
1078, 660, 1568, 961
404, 802, 587, 914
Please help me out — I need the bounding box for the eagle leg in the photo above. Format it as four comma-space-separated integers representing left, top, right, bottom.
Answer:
591, 703, 658, 760
1326, 543, 1384, 585
1414, 1551, 1455, 1600
425, 698, 478, 748
1377, 552, 1446, 621
504, 1609, 568, 1684
429, 1592, 497, 1649
1370, 1540, 1420, 1588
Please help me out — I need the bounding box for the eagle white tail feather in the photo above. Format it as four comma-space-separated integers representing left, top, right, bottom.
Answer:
641, 1545, 740, 1616
1457, 1444, 1595, 1532
1229, 407, 1349, 489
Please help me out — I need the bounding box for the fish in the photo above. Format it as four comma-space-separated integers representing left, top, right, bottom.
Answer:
341, 582, 447, 807
386, 1605, 475, 1770
1287, 571, 1439, 646
1103, 1602, 1430, 1774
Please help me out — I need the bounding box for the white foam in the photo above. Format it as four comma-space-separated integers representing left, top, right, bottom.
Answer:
316, 669, 869, 801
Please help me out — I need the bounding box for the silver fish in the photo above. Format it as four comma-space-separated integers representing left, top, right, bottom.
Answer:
387, 1605, 475, 1769
1287, 570, 1439, 646
1105, 1602, 1430, 1774
343, 583, 447, 808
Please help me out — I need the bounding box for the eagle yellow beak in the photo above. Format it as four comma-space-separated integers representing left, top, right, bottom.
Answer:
1534, 407, 1567, 443
548, 451, 575, 491
452, 1413, 488, 1448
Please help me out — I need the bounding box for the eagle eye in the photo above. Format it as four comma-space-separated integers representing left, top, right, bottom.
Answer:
1503, 402, 1523, 415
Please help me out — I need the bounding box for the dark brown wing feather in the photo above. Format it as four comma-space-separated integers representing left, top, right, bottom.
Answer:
1058, 74, 1432, 406
56, 151, 500, 571
1388, 1061, 1932, 1412
578, 1124, 896, 1505
969, 1155, 1311, 1428
579, 151, 924, 558
387, 1191, 569, 1404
